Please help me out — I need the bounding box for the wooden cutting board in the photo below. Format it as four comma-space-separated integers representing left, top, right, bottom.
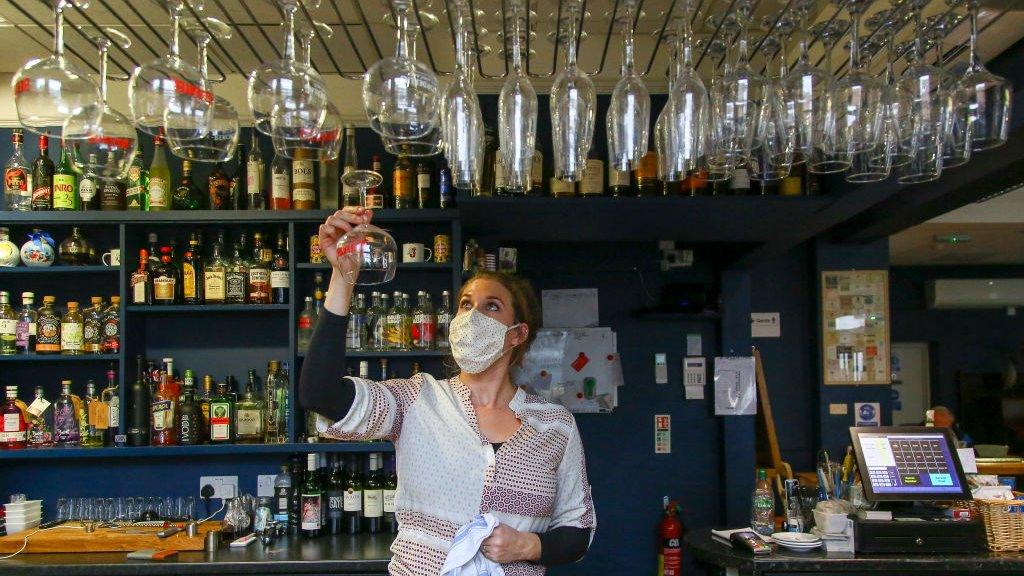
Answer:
0, 521, 222, 553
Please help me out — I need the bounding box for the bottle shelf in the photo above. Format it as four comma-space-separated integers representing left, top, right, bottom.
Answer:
0, 442, 394, 460
295, 262, 455, 271
0, 353, 121, 363
0, 209, 458, 224
297, 350, 449, 359
0, 266, 120, 274
125, 304, 290, 313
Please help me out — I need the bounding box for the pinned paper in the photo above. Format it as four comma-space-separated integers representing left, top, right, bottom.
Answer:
514, 327, 621, 413
714, 356, 756, 416
542, 288, 599, 328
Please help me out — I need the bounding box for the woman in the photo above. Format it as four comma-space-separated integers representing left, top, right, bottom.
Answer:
300, 207, 596, 576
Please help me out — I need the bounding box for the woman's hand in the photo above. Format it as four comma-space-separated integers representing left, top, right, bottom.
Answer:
480, 524, 541, 564
319, 206, 374, 278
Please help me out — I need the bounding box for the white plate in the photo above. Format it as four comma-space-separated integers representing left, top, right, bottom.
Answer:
771, 532, 822, 544
777, 541, 822, 552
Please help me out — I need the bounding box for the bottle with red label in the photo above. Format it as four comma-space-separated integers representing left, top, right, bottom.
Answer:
150, 359, 179, 446
5, 128, 31, 211
658, 498, 684, 576
298, 296, 314, 354
411, 291, 436, 350
1, 386, 28, 449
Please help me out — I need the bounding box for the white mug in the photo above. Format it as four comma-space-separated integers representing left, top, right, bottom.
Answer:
101, 249, 121, 266
402, 243, 432, 263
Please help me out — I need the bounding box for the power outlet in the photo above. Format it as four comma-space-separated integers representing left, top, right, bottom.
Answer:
256, 475, 276, 498
199, 476, 238, 500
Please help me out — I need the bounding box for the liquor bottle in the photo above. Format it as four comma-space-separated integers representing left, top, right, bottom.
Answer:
147, 134, 171, 210
684, 168, 709, 196
0, 291, 16, 355
151, 361, 178, 446
263, 360, 288, 444
152, 247, 179, 305
384, 292, 403, 351
319, 152, 339, 211
101, 296, 120, 354
130, 249, 152, 305
209, 381, 235, 444
327, 454, 346, 534
530, 150, 545, 196
274, 464, 292, 523
53, 380, 80, 446
371, 293, 389, 351
436, 290, 451, 350
288, 455, 303, 535
270, 232, 289, 304
411, 291, 435, 350
292, 147, 317, 210
416, 162, 432, 209
247, 131, 265, 209
297, 297, 314, 354
637, 150, 660, 196
127, 356, 150, 446
226, 244, 249, 304
608, 159, 635, 196
60, 301, 84, 355
730, 165, 751, 196
31, 135, 54, 210
208, 160, 231, 210
16, 292, 37, 354
35, 296, 61, 354
248, 233, 271, 304
235, 370, 264, 444
301, 453, 323, 537
343, 455, 363, 534
0, 386, 27, 449
182, 234, 204, 305
363, 452, 384, 534
228, 145, 245, 210
146, 233, 161, 273
5, 128, 31, 211
199, 375, 214, 441
383, 455, 399, 534
493, 152, 507, 196
341, 125, 360, 207
26, 385, 54, 448
393, 149, 414, 209
343, 293, 364, 351
100, 153, 126, 210
101, 368, 120, 446
438, 162, 456, 208
364, 155, 384, 208
401, 293, 413, 350
312, 272, 326, 318
270, 153, 291, 210
82, 296, 104, 354
125, 150, 149, 210
172, 160, 204, 210
580, 156, 605, 197
202, 242, 228, 304
80, 380, 104, 447
178, 369, 201, 446
78, 154, 99, 210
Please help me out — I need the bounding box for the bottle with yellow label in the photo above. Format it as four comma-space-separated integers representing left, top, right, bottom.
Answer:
291, 148, 317, 210
393, 148, 415, 209
52, 142, 78, 211
147, 135, 171, 211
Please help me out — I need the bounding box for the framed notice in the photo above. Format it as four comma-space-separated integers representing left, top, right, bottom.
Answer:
821, 270, 890, 386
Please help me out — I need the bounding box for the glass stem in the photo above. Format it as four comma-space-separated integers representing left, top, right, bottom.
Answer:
453, 1, 467, 72
197, 40, 209, 82
169, 6, 181, 58
510, 1, 524, 73
850, 12, 860, 72
969, 4, 979, 68
53, 3, 65, 59
99, 44, 108, 103
621, 3, 635, 74
283, 5, 297, 62
394, 5, 410, 60
303, 36, 312, 67
566, 3, 579, 68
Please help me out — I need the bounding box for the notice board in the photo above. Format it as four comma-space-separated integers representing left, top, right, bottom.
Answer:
821, 270, 891, 385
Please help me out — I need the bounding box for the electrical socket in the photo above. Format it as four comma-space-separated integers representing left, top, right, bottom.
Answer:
199, 476, 238, 500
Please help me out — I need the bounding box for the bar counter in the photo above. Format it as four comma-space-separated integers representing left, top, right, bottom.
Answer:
0, 533, 395, 575
686, 528, 1024, 575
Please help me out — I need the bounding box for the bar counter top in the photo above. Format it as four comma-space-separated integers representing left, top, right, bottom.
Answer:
0, 533, 395, 575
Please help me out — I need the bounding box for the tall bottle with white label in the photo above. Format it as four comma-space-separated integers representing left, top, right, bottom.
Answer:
5, 129, 31, 211
246, 131, 265, 209
341, 125, 360, 207
147, 135, 171, 211
363, 452, 384, 534
301, 453, 323, 537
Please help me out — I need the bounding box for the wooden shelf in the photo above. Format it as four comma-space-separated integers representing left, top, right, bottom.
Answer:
0, 442, 394, 460
125, 304, 290, 313
0, 353, 121, 363
0, 209, 457, 224
0, 265, 120, 274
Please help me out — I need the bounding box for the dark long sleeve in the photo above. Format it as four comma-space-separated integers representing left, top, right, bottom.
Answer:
537, 526, 591, 566
298, 309, 356, 421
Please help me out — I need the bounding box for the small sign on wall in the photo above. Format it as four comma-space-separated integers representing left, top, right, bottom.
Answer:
655, 414, 671, 454
751, 313, 781, 338
855, 402, 881, 427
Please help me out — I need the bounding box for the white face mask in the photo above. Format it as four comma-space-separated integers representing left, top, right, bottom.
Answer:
449, 308, 522, 374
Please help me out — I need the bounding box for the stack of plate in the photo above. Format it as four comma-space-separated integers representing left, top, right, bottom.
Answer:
4, 500, 42, 535
770, 532, 822, 552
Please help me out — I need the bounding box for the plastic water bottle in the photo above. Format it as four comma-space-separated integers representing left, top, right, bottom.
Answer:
751, 468, 775, 536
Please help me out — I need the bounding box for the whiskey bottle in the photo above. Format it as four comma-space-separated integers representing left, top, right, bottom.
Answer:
0, 291, 16, 355
0, 386, 27, 449
127, 355, 150, 446
411, 291, 435, 350
130, 249, 153, 305
436, 290, 451, 350
393, 149, 414, 209
343, 455, 363, 534
270, 232, 289, 304
226, 243, 249, 304
147, 134, 171, 211
182, 234, 204, 305
327, 454, 345, 534
416, 162, 432, 209
5, 128, 31, 211
301, 453, 323, 537
199, 374, 214, 441
297, 297, 314, 354
363, 453, 384, 534
580, 156, 605, 197
150, 362, 178, 446
26, 385, 54, 448
208, 160, 231, 210
270, 153, 291, 210
291, 147, 317, 210
264, 360, 288, 444
637, 150, 660, 196
78, 154, 99, 210
172, 160, 204, 210
341, 125, 360, 207
178, 369, 201, 446
438, 162, 456, 208
152, 247, 179, 305
247, 131, 265, 209
101, 296, 121, 354
16, 292, 37, 354
80, 380, 104, 447
53, 380, 80, 446
208, 381, 235, 444
101, 368, 120, 446
31, 135, 53, 210
82, 296, 104, 354
248, 232, 272, 304
60, 301, 84, 355
235, 370, 265, 444
204, 242, 228, 304
124, 150, 149, 210
364, 155, 384, 208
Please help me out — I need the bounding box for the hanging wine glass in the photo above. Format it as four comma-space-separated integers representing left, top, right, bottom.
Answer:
249, 0, 329, 137
717, 2, 768, 168
380, 17, 443, 157
895, 0, 948, 184
957, 0, 1011, 150
550, 0, 596, 182
762, 13, 799, 163
748, 33, 794, 183
780, 0, 829, 168
607, 0, 650, 174
808, 18, 850, 173
271, 20, 341, 161
705, 38, 736, 182
13, 0, 102, 137
867, 9, 913, 168
441, 0, 484, 190
62, 29, 138, 181
363, 0, 440, 140
926, 12, 971, 169
498, 0, 537, 195
165, 17, 239, 163
664, 10, 712, 185
832, 0, 889, 183
336, 170, 397, 286
654, 22, 680, 184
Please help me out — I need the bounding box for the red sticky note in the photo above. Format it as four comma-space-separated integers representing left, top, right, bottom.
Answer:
571, 352, 590, 372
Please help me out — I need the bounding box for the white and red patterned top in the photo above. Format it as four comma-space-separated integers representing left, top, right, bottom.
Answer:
325, 373, 596, 576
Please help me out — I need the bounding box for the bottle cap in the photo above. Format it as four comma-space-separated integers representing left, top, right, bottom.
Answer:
67, 301, 79, 308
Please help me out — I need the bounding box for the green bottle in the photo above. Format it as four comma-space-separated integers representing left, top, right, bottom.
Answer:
125, 152, 149, 210
52, 141, 78, 210
147, 134, 171, 211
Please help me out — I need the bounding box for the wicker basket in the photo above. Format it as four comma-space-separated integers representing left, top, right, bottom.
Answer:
969, 494, 1024, 552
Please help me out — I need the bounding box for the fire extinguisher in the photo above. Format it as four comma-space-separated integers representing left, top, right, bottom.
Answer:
658, 497, 684, 576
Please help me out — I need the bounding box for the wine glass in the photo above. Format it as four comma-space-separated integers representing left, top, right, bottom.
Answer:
380, 17, 443, 157
129, 0, 211, 139
248, 0, 328, 137
165, 18, 239, 163
748, 34, 794, 183
866, 9, 913, 168
664, 10, 712, 185
62, 30, 138, 182
607, 0, 650, 175
655, 23, 681, 183
498, 0, 538, 195
550, 0, 596, 182
336, 170, 397, 286
926, 12, 971, 169
363, 0, 440, 141
13, 0, 102, 137
958, 0, 1011, 150
807, 18, 850, 174
705, 38, 736, 182
782, 0, 830, 169
442, 0, 485, 190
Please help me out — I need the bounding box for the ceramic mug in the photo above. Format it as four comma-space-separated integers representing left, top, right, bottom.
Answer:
402, 243, 432, 263
101, 249, 121, 266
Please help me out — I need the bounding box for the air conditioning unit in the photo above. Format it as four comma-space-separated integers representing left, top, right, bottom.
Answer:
926, 279, 1024, 309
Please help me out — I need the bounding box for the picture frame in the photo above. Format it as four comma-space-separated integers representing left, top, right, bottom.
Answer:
821, 270, 891, 386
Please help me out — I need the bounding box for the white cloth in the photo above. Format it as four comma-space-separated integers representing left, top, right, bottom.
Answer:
440, 513, 506, 576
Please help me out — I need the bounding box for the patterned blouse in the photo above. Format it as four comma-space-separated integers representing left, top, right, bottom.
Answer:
324, 373, 596, 576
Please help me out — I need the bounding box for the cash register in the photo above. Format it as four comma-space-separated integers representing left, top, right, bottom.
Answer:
848, 426, 985, 554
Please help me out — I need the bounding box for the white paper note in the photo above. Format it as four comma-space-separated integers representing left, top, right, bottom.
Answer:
542, 288, 599, 328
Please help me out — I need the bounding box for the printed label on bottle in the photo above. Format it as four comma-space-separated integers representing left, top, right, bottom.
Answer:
15, 321, 31, 348
153, 277, 176, 301
581, 159, 605, 195
148, 178, 168, 208
365, 192, 384, 208
3, 413, 22, 433
292, 188, 314, 202
132, 277, 147, 304
0, 430, 26, 442
182, 263, 196, 299
108, 398, 119, 428
60, 323, 82, 351
79, 178, 96, 202
210, 401, 231, 440
27, 398, 50, 418
292, 161, 314, 184
417, 173, 430, 191
609, 163, 630, 187
343, 489, 362, 512
363, 489, 383, 518
328, 493, 343, 519
179, 413, 196, 443
247, 161, 262, 195
226, 273, 246, 300
5, 168, 27, 192
248, 268, 270, 286
151, 399, 173, 430
272, 173, 290, 199
236, 408, 261, 436
125, 185, 143, 209
36, 315, 60, 352
204, 272, 226, 301
301, 494, 322, 530
531, 152, 543, 189
383, 490, 396, 513
103, 317, 118, 338
52, 174, 75, 209
83, 319, 99, 347
270, 270, 290, 289
0, 319, 16, 335
494, 157, 506, 189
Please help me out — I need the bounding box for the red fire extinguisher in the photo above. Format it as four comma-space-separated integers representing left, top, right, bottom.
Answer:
658, 497, 685, 576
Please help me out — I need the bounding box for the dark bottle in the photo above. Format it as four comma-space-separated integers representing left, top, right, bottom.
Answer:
383, 454, 399, 534
247, 131, 265, 209
172, 160, 204, 210
152, 247, 179, 305
300, 453, 322, 537
208, 381, 235, 444
208, 161, 231, 210
31, 135, 54, 210
416, 162, 432, 209
127, 355, 150, 446
100, 153, 127, 210
270, 231, 289, 304
438, 162, 456, 208
102, 367, 120, 447
363, 452, 384, 534
248, 233, 272, 305
393, 150, 414, 209
288, 454, 303, 535
229, 145, 245, 210
177, 369, 201, 445
199, 375, 214, 441
608, 160, 635, 197
327, 454, 346, 535
146, 233, 161, 273
181, 234, 204, 305
636, 150, 660, 197
343, 454, 363, 534
270, 153, 291, 210
364, 155, 384, 209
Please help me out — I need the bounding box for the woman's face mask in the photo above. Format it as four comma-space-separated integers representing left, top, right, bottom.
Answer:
448, 308, 521, 374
